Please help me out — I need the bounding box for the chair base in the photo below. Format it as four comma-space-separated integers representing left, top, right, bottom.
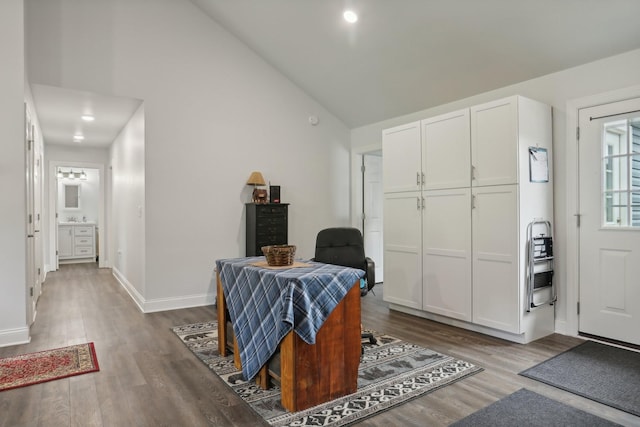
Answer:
362, 331, 377, 345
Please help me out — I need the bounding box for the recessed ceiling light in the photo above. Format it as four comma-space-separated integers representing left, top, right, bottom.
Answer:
81, 115, 95, 122
73, 135, 85, 142
343, 10, 358, 23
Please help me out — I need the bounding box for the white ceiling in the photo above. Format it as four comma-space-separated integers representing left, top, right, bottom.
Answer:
191, 0, 640, 127
31, 84, 142, 148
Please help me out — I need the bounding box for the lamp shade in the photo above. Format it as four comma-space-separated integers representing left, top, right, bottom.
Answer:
246, 171, 266, 186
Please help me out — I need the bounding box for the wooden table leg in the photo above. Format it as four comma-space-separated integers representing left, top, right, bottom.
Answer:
279, 281, 361, 412
256, 365, 269, 389
216, 272, 227, 356
219, 272, 249, 374
233, 335, 242, 370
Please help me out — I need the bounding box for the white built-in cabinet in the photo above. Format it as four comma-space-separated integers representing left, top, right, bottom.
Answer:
382, 95, 554, 343
58, 223, 96, 263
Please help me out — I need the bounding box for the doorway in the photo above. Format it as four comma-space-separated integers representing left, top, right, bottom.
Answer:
49, 161, 106, 270
362, 152, 383, 282
352, 147, 384, 283
577, 96, 640, 346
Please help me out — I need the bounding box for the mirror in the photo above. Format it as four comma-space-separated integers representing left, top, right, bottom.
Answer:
64, 184, 80, 209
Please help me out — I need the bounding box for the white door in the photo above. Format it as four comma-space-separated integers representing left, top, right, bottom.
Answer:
422, 108, 471, 190
33, 126, 43, 299
471, 97, 518, 187
422, 188, 472, 321
382, 121, 422, 193
472, 184, 519, 333
58, 226, 74, 258
25, 105, 37, 324
382, 192, 422, 309
363, 153, 383, 282
578, 97, 640, 345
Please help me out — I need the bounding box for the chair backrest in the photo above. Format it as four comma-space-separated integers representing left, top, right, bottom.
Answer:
314, 227, 366, 271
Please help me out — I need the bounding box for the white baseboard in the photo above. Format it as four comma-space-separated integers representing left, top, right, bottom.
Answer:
111, 267, 215, 314
387, 303, 555, 344
0, 326, 30, 348
142, 293, 216, 313
112, 267, 145, 313
554, 319, 568, 336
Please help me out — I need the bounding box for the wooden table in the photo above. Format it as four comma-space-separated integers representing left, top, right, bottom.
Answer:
216, 268, 361, 412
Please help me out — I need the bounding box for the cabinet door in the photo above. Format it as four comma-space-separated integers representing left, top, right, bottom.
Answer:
382, 121, 422, 193
383, 192, 422, 309
422, 109, 471, 190
423, 188, 472, 321
58, 226, 73, 258
472, 185, 519, 333
471, 97, 518, 187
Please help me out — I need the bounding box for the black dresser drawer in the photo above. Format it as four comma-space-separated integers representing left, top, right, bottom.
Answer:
246, 203, 289, 256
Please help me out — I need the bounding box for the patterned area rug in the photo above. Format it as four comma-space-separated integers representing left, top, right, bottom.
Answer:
172, 322, 482, 426
0, 343, 100, 392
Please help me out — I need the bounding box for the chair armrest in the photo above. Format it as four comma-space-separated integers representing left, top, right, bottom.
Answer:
365, 257, 375, 290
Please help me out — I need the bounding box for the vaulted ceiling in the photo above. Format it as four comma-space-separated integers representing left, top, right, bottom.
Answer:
192, 0, 640, 128
30, 1, 640, 149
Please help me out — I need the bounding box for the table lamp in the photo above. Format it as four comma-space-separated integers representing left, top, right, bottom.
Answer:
246, 171, 267, 203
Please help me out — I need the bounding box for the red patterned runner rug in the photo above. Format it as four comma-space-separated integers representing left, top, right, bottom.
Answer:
0, 343, 99, 392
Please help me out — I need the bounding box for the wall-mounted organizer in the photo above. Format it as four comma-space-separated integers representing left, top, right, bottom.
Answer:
526, 220, 556, 312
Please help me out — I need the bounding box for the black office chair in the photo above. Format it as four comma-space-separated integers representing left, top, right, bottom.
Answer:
313, 227, 377, 344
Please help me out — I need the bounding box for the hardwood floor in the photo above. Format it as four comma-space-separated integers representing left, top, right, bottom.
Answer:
1, 264, 638, 426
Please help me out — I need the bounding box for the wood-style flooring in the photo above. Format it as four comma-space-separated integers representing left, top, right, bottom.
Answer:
1, 264, 638, 426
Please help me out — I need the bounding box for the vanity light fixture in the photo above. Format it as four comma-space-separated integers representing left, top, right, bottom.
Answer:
81, 115, 95, 122
57, 168, 88, 180
343, 10, 358, 23
73, 134, 85, 142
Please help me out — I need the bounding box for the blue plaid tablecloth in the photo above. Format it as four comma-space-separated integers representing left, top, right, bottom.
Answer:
215, 257, 365, 382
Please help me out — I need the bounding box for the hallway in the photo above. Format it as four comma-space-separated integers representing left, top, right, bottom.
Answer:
0, 264, 266, 426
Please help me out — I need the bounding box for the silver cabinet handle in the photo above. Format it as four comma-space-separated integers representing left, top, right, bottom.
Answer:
416, 172, 421, 186
422, 197, 425, 210
417, 197, 421, 210
472, 165, 476, 180
472, 194, 476, 209
421, 172, 425, 185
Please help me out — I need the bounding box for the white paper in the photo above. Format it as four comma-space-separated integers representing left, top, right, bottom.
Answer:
529, 147, 549, 183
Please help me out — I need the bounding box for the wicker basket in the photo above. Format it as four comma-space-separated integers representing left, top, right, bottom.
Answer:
262, 244, 296, 266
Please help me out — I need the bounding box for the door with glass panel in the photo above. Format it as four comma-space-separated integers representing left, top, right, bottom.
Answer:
578, 97, 640, 345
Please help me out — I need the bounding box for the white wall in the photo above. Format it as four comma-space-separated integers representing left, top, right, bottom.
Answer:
109, 103, 145, 307
26, 0, 352, 311
351, 48, 640, 334
0, 0, 28, 346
